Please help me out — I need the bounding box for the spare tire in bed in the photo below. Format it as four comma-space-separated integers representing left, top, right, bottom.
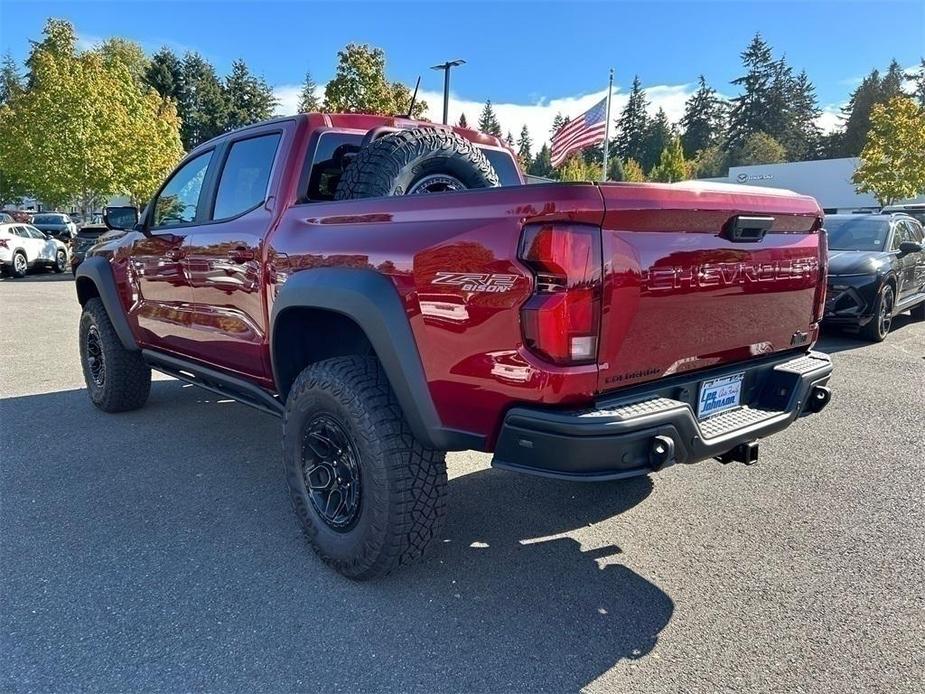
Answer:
334, 128, 500, 199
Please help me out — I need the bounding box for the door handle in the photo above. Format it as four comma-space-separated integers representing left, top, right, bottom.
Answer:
164, 248, 185, 261
230, 247, 255, 262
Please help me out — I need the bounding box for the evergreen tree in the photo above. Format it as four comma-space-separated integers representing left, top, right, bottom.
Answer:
528, 143, 555, 179
880, 59, 905, 101
641, 107, 672, 173
782, 70, 821, 161
478, 100, 502, 136
505, 131, 515, 147
680, 75, 727, 158
607, 156, 625, 182
908, 59, 925, 108
297, 70, 321, 112
0, 53, 24, 105
145, 47, 183, 104
457, 113, 468, 128
551, 112, 568, 135
516, 124, 532, 168
614, 76, 649, 163
179, 52, 229, 150
727, 33, 776, 150
224, 59, 277, 131
839, 69, 882, 157
650, 137, 687, 182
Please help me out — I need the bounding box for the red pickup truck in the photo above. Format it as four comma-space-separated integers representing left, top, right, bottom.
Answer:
75, 113, 833, 579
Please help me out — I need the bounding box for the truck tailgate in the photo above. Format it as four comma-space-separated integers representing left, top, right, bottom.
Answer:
595, 181, 824, 393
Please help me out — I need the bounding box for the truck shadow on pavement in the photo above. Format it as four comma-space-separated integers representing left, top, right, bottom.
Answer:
1, 381, 673, 693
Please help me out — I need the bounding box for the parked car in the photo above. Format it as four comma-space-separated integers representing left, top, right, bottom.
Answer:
0, 213, 13, 224
0, 222, 69, 277
31, 213, 77, 241
824, 213, 925, 340
881, 203, 925, 226
1, 209, 33, 223
70, 224, 109, 273
74, 113, 833, 580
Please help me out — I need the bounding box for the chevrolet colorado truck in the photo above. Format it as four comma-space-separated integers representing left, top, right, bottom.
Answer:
75, 113, 833, 579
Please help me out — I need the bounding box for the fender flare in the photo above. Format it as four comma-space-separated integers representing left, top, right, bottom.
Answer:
271, 268, 482, 451
74, 256, 139, 351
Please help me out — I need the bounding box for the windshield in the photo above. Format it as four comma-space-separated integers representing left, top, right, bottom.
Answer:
33, 214, 65, 224
825, 217, 890, 252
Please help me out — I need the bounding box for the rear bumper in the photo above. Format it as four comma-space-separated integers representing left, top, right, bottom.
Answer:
491, 350, 833, 481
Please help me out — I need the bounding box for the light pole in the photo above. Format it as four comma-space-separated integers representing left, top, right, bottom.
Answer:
431, 59, 465, 124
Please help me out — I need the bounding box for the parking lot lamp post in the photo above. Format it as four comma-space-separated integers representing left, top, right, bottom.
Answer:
431, 59, 465, 124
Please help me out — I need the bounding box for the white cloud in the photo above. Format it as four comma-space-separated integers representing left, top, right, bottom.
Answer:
273, 84, 303, 116
816, 105, 844, 134
76, 32, 103, 52
417, 82, 699, 147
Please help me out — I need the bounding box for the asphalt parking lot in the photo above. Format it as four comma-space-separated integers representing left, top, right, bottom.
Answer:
1, 272, 923, 693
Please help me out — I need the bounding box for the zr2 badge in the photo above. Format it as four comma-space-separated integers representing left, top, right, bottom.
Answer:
432, 272, 518, 293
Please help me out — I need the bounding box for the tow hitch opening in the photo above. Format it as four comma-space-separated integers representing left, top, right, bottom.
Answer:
716, 441, 759, 466
805, 385, 831, 414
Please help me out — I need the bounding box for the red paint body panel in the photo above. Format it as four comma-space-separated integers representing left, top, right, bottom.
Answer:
98, 114, 826, 449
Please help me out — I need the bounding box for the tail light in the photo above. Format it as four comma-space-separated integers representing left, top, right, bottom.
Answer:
812, 225, 828, 323
518, 223, 602, 364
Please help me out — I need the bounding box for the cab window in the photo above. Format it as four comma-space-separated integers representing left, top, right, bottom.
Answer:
151, 151, 213, 229
213, 133, 281, 220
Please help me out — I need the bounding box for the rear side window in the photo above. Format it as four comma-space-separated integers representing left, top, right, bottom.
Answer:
479, 148, 521, 186
305, 132, 364, 201
213, 133, 281, 220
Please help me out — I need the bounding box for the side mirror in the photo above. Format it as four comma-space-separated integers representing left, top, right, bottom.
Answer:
899, 241, 922, 255
104, 205, 139, 231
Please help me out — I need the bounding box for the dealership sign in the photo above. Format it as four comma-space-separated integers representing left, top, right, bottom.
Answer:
737, 173, 775, 183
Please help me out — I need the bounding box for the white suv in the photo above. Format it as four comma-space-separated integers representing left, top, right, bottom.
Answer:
0, 223, 69, 278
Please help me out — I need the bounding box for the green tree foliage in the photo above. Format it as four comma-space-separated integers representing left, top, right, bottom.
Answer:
853, 96, 925, 206
622, 158, 646, 182
0, 53, 24, 106
614, 75, 649, 163
25, 17, 76, 87
528, 143, 555, 179
0, 21, 183, 212
323, 43, 426, 118
689, 144, 728, 178
179, 52, 228, 150
557, 153, 597, 182
650, 137, 688, 182
551, 112, 568, 135
223, 58, 277, 131
641, 107, 672, 173
145, 47, 183, 104
727, 33, 776, 150
781, 70, 821, 160
297, 70, 321, 112
733, 132, 786, 166
516, 124, 532, 169
478, 99, 502, 136
908, 59, 925, 108
836, 60, 908, 157
457, 112, 468, 128
680, 75, 727, 158
98, 38, 149, 87
505, 131, 515, 148
607, 155, 625, 182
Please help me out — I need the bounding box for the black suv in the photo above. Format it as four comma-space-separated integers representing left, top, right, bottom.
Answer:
824, 213, 925, 341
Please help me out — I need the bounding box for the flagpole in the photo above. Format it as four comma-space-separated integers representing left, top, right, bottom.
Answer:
601, 68, 614, 182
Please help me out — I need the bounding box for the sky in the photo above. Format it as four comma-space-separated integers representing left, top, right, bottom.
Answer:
2, 0, 923, 145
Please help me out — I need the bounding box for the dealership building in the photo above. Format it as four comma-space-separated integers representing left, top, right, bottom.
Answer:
708, 157, 925, 213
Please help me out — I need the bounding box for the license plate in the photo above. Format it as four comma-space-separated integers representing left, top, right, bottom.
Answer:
698, 372, 744, 420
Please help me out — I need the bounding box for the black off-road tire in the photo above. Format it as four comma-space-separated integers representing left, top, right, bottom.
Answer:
79, 298, 151, 412
334, 128, 499, 200
283, 356, 447, 580
861, 282, 894, 342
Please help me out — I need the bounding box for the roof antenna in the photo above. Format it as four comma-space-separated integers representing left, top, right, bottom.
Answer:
401, 76, 421, 118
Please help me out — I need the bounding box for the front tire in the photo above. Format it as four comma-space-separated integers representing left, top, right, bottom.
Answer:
283, 356, 447, 580
79, 298, 151, 412
861, 283, 894, 342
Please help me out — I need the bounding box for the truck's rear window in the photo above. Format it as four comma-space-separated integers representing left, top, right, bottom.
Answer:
304, 131, 521, 202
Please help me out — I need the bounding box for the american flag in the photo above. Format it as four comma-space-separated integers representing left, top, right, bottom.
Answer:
550, 97, 609, 167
